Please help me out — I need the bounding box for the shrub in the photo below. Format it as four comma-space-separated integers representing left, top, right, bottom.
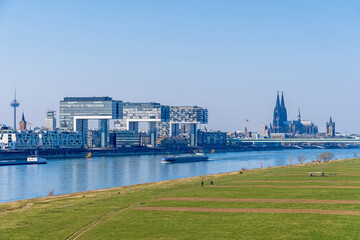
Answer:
288, 156, 293, 165
47, 189, 55, 197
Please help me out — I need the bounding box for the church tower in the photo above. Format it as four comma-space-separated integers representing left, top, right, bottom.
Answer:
280, 92, 287, 122
272, 91, 288, 133
19, 112, 27, 130
272, 92, 282, 133
326, 117, 335, 137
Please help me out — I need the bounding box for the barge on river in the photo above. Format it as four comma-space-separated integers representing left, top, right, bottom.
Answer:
162, 152, 209, 163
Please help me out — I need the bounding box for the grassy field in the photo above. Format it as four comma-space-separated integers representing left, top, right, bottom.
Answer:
1, 158, 360, 239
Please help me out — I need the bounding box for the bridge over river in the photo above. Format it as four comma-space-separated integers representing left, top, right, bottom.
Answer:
230, 138, 360, 146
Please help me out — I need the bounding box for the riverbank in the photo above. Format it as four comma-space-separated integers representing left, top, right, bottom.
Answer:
0, 144, 356, 160
1, 157, 360, 239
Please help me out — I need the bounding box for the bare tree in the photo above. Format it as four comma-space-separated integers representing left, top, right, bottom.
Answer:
354, 153, 358, 158
297, 155, 306, 164
288, 156, 293, 165
323, 152, 334, 163
316, 154, 322, 163
317, 152, 334, 163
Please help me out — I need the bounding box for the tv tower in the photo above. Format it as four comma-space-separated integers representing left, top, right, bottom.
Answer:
10, 88, 20, 130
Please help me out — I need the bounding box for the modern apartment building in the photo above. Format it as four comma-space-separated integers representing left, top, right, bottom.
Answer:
0, 129, 83, 149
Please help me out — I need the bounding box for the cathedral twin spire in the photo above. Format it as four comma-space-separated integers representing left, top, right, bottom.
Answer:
273, 91, 288, 132
274, 91, 287, 120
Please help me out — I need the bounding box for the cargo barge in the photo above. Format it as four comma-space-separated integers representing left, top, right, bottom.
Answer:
162, 152, 209, 163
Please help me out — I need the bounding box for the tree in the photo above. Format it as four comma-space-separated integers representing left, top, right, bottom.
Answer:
288, 156, 293, 165
316, 154, 322, 163
317, 152, 334, 163
297, 155, 306, 164
354, 153, 358, 158
323, 152, 334, 163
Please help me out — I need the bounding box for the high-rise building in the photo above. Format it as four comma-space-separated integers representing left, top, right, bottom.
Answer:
45, 111, 56, 131
19, 113, 27, 130
59, 97, 123, 147
169, 106, 208, 146
60, 96, 207, 148
114, 102, 170, 146
326, 117, 335, 137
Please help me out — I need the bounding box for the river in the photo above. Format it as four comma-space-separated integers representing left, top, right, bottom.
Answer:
0, 148, 358, 203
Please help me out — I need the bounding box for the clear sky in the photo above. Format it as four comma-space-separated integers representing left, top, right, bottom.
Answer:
0, 0, 360, 133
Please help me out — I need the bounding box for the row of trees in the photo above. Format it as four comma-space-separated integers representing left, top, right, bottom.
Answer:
288, 152, 334, 165
316, 152, 334, 163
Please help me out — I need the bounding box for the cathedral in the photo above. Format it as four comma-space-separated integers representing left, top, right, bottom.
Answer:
270, 92, 318, 135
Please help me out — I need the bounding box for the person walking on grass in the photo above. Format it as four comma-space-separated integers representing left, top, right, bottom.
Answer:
201, 181, 204, 187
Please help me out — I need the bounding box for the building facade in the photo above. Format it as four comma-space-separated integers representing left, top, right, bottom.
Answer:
114, 102, 170, 146
109, 131, 141, 147
169, 106, 208, 146
45, 111, 56, 130
60, 97, 123, 147
197, 130, 227, 147
0, 130, 83, 149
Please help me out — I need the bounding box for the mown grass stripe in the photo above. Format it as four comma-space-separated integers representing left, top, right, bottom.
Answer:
232, 181, 360, 183
158, 197, 360, 204
213, 185, 360, 189
135, 206, 360, 216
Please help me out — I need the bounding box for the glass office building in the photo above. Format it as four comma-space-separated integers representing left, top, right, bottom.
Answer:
60, 97, 123, 130
170, 106, 208, 146
60, 97, 123, 147
122, 102, 170, 121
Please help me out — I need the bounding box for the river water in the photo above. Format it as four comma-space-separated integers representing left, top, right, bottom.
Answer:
0, 148, 358, 203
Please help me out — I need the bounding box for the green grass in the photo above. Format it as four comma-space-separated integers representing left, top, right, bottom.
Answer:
1, 158, 360, 239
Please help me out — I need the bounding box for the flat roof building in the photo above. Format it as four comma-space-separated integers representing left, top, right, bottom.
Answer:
45, 111, 56, 131
60, 97, 123, 147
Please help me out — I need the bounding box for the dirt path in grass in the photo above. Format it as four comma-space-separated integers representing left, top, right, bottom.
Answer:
158, 197, 360, 204
66, 203, 140, 240
212, 185, 360, 189
272, 174, 360, 176
135, 206, 360, 216
232, 181, 360, 183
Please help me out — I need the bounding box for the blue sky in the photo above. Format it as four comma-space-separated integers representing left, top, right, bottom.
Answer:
0, 0, 360, 133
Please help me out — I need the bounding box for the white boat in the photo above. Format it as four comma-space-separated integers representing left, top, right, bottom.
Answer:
27, 155, 47, 164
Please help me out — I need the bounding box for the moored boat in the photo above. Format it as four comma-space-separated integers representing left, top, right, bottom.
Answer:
86, 152, 93, 159
27, 155, 47, 164
0, 155, 47, 166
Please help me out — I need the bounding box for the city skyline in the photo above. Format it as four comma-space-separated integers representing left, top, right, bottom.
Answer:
1, 1, 360, 133
0, 91, 346, 134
